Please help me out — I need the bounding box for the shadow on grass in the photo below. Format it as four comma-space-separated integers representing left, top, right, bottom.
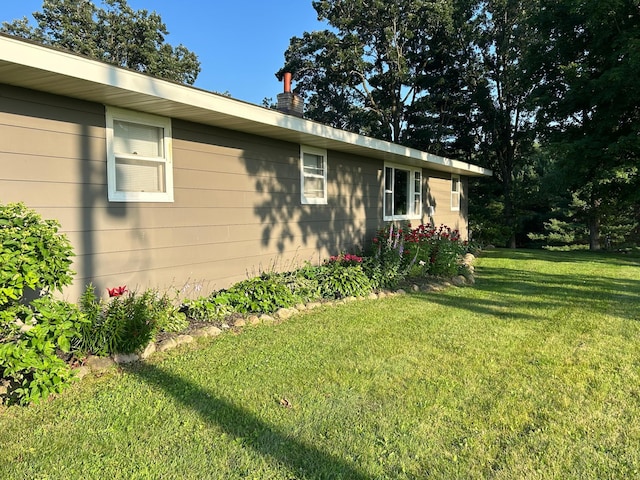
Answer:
418, 250, 640, 322
124, 362, 370, 479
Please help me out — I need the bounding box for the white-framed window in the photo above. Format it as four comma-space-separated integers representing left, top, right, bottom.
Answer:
106, 106, 174, 202
383, 163, 423, 221
451, 174, 461, 211
300, 145, 327, 205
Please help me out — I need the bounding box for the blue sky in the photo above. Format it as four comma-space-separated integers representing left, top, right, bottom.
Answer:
1, 1, 327, 104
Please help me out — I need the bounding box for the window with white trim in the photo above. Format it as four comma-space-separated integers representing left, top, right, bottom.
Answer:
300, 145, 327, 204
383, 164, 423, 221
106, 106, 174, 202
451, 174, 461, 211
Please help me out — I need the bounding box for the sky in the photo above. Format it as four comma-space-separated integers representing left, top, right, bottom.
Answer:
1, 0, 327, 105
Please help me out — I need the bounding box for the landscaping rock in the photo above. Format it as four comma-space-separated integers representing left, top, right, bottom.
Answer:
176, 334, 194, 345
465, 275, 476, 285
275, 308, 296, 320
344, 296, 357, 303
113, 353, 139, 364
396, 289, 407, 295
367, 293, 379, 300
452, 275, 467, 286
306, 302, 322, 310
140, 342, 157, 359
463, 253, 476, 264
232, 318, 247, 327
412, 284, 420, 292
295, 303, 307, 311
260, 314, 275, 323
248, 315, 261, 325
191, 328, 209, 338
85, 355, 116, 372
157, 338, 178, 352
377, 291, 387, 298
202, 326, 223, 337
221, 323, 231, 330
75, 366, 90, 379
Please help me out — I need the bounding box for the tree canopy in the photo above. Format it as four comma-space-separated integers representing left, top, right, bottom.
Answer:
279, 0, 640, 249
1, 0, 201, 85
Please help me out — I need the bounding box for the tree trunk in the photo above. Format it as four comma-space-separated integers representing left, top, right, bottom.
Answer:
589, 214, 601, 251
588, 194, 601, 251
503, 169, 517, 249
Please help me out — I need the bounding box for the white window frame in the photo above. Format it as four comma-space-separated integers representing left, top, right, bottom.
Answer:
300, 145, 328, 205
106, 106, 174, 202
451, 174, 461, 212
383, 163, 423, 221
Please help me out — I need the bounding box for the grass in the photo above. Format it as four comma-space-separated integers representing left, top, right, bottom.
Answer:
1, 249, 640, 479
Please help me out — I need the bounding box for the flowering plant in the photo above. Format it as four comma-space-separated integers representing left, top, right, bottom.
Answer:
326, 253, 363, 266
367, 222, 466, 283
107, 285, 127, 297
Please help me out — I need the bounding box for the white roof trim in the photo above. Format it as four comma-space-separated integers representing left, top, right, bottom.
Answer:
0, 34, 491, 177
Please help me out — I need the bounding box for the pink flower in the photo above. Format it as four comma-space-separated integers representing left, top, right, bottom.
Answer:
107, 285, 127, 297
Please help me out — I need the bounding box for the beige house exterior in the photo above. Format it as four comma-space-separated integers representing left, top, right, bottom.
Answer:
0, 34, 491, 300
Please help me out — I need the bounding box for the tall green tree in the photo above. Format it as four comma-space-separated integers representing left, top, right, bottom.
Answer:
278, 0, 455, 143
529, 0, 640, 249
1, 0, 201, 84
280, 0, 543, 247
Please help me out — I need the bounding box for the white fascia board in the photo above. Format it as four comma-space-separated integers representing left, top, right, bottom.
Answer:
0, 35, 492, 177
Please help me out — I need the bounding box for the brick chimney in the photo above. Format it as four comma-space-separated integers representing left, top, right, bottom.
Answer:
276, 72, 304, 117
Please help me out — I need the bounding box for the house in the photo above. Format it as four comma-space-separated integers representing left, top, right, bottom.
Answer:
0, 34, 491, 300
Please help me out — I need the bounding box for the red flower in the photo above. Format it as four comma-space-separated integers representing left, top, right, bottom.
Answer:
107, 285, 127, 297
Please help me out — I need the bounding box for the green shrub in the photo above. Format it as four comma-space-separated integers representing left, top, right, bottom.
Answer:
185, 272, 299, 321
364, 223, 468, 284
318, 262, 372, 299
367, 224, 408, 289
77, 286, 188, 356
0, 297, 85, 405
0, 202, 80, 405
0, 202, 74, 304
284, 263, 323, 303
224, 273, 297, 314
184, 295, 235, 322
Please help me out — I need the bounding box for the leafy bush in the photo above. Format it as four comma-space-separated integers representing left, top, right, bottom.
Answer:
405, 224, 466, 277
0, 298, 85, 405
77, 286, 188, 356
184, 294, 235, 322
0, 202, 80, 405
364, 223, 468, 285
185, 272, 299, 321
0, 202, 74, 303
226, 274, 297, 313
317, 261, 372, 299
367, 223, 408, 289
281, 264, 323, 304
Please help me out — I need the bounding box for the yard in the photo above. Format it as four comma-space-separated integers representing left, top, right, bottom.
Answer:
1, 249, 639, 479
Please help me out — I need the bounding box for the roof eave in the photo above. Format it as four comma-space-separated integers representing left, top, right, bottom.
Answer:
0, 34, 492, 177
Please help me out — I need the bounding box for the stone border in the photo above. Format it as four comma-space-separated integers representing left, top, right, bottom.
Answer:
75, 253, 478, 378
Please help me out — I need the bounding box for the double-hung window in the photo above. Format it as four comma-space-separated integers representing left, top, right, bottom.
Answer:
106, 106, 174, 202
383, 164, 422, 221
300, 145, 327, 205
451, 174, 461, 211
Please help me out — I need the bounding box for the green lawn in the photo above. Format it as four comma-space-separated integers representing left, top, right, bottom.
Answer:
2, 249, 640, 479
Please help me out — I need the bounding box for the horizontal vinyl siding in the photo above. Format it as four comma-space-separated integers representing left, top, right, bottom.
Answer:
424, 169, 469, 238
1, 85, 381, 298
